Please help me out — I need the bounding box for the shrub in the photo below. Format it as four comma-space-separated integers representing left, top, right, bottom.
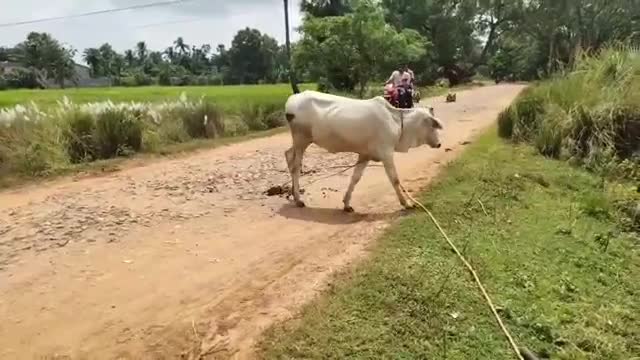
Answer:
207, 75, 223, 86
239, 104, 266, 131
133, 72, 154, 86
167, 100, 223, 139
0, 118, 68, 176
4, 68, 41, 89
498, 46, 640, 179
497, 107, 514, 139
63, 110, 96, 163
93, 108, 143, 158
260, 103, 285, 129
317, 77, 333, 93
223, 116, 250, 137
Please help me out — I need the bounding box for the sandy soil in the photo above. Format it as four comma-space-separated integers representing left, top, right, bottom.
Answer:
0, 84, 524, 359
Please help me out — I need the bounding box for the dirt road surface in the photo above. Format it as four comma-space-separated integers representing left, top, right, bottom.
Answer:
0, 84, 524, 359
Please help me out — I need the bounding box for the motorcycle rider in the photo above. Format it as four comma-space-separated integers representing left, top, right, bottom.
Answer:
385, 64, 414, 108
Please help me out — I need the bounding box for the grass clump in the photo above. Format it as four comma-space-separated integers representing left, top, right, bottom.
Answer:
260, 131, 640, 360
93, 108, 143, 159
498, 46, 640, 180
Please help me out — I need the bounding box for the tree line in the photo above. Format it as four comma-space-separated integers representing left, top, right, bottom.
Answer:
296, 0, 639, 92
0, 27, 290, 89
1, 0, 638, 90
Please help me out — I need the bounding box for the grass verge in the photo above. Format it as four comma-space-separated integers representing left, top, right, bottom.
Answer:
260, 130, 640, 359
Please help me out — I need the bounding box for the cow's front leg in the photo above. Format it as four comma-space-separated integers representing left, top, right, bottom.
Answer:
343, 155, 369, 212
381, 155, 413, 209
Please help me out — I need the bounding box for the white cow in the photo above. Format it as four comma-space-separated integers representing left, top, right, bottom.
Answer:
284, 90, 443, 212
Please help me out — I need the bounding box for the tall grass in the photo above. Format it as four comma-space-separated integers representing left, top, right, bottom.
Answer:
0, 93, 287, 180
498, 46, 640, 180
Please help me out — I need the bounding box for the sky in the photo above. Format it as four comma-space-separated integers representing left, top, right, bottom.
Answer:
0, 0, 303, 62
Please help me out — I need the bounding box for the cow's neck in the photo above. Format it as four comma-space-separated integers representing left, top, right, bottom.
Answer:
395, 110, 420, 152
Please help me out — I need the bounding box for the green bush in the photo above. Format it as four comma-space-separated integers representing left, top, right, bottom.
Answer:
93, 108, 143, 158
176, 101, 224, 138
4, 68, 41, 89
0, 119, 68, 176
63, 110, 96, 163
316, 77, 333, 93
260, 103, 285, 129
133, 72, 154, 86
497, 107, 514, 139
239, 104, 267, 131
498, 46, 640, 179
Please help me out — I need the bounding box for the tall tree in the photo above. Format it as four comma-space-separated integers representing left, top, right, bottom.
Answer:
296, 0, 427, 95
301, 0, 352, 17
13, 32, 76, 87
173, 37, 189, 55
135, 41, 148, 64
124, 49, 136, 68
83, 48, 102, 76
227, 28, 272, 84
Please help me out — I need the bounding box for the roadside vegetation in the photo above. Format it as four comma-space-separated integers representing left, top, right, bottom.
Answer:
498, 46, 640, 182
260, 130, 640, 360
0, 84, 312, 185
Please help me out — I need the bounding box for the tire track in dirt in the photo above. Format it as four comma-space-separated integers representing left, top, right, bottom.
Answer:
0, 84, 524, 359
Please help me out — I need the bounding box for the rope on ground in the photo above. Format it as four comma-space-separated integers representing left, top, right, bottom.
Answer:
399, 184, 527, 360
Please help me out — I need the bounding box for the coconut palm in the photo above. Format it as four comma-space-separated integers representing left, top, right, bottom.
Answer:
174, 37, 189, 55
136, 41, 148, 64
83, 48, 102, 76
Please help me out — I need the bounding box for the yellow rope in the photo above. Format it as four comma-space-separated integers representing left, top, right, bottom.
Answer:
400, 184, 526, 360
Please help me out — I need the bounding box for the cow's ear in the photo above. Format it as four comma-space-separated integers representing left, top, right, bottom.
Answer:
432, 117, 443, 130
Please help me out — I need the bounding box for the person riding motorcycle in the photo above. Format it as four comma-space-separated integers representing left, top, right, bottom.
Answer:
385, 65, 414, 108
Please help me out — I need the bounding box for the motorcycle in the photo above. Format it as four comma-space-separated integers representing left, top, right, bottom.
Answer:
383, 83, 419, 109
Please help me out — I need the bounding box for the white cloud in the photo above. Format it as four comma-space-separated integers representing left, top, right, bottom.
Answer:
0, 0, 302, 61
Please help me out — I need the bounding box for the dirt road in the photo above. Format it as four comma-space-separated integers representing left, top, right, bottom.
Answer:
0, 84, 524, 359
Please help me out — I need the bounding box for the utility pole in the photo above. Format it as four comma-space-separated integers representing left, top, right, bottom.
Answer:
284, 0, 300, 94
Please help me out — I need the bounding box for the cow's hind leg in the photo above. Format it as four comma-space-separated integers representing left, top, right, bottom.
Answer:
343, 155, 369, 212
381, 155, 413, 209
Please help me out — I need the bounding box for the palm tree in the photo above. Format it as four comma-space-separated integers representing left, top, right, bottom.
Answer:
124, 49, 136, 68
111, 54, 125, 78
82, 48, 102, 77
174, 37, 189, 55
164, 46, 176, 63
136, 41, 148, 64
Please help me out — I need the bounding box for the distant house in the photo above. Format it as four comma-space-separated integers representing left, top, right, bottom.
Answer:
0, 61, 23, 75
73, 63, 91, 80
0, 61, 112, 88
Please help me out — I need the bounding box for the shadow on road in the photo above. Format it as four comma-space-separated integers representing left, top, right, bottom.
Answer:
277, 203, 406, 225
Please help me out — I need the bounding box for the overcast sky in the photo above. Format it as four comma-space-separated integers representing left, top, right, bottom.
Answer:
0, 0, 302, 61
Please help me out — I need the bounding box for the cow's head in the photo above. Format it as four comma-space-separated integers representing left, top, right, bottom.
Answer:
417, 106, 443, 149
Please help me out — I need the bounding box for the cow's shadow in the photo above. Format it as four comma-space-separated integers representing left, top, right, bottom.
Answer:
277, 203, 408, 225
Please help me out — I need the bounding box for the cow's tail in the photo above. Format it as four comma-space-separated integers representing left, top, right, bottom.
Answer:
290, 74, 300, 95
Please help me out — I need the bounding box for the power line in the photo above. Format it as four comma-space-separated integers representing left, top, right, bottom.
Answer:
0, 0, 196, 28
134, 17, 207, 29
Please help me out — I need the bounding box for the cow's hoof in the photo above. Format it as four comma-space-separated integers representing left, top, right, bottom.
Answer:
403, 203, 417, 211
295, 200, 306, 208
344, 206, 355, 213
